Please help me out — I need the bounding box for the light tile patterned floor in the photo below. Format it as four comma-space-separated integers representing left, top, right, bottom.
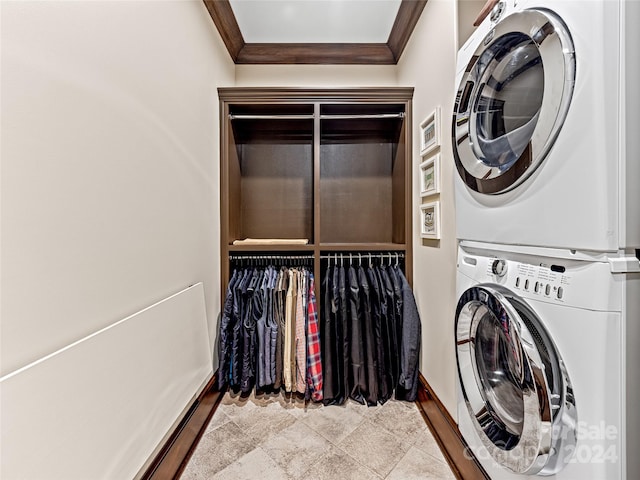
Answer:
181, 391, 457, 480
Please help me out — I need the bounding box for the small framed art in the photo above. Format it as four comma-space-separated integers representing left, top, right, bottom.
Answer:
420, 201, 441, 239
419, 153, 440, 197
420, 107, 440, 155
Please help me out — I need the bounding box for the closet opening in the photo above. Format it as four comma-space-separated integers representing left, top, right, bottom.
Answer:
227, 104, 314, 246
319, 103, 406, 245
219, 87, 413, 304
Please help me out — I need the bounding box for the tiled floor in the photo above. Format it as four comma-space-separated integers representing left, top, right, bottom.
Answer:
181, 391, 457, 480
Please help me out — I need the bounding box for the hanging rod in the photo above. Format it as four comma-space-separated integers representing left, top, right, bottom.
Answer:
229, 253, 404, 260
319, 252, 405, 259
320, 113, 404, 120
229, 254, 315, 260
321, 252, 405, 268
228, 113, 404, 121
228, 114, 315, 120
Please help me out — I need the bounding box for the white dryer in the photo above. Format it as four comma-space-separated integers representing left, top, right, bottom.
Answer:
452, 0, 640, 252
455, 241, 639, 479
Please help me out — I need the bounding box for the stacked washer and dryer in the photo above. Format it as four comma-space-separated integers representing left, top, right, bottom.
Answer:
451, 0, 640, 478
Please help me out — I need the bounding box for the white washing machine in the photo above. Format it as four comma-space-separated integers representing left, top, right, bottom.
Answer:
455, 241, 639, 479
452, 0, 640, 252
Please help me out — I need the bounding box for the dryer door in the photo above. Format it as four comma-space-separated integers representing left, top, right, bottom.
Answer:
452, 9, 575, 194
455, 284, 577, 475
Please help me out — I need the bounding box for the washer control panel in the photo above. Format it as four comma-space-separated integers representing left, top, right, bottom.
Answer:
511, 261, 568, 300
458, 246, 621, 312
491, 259, 507, 277
483, 257, 570, 302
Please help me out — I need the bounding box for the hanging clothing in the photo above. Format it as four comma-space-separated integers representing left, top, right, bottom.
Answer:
295, 270, 307, 394
267, 267, 278, 386
218, 263, 321, 399
284, 269, 296, 392
358, 265, 378, 406
306, 274, 323, 402
256, 269, 269, 389
319, 257, 421, 405
273, 268, 287, 390
240, 269, 261, 393
338, 264, 350, 402
321, 267, 337, 404
217, 255, 419, 405
347, 264, 366, 404
217, 269, 238, 390
395, 266, 421, 401
367, 264, 391, 404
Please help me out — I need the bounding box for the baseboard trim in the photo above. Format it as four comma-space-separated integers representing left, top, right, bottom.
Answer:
140, 373, 224, 480
415, 373, 489, 480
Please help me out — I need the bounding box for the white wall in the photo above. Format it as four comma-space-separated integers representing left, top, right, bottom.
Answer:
1, 0, 233, 476
1, 0, 233, 376
397, 0, 459, 417
457, 0, 486, 49
235, 64, 397, 86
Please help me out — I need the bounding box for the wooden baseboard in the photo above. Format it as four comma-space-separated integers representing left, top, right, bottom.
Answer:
415, 373, 489, 480
140, 374, 224, 480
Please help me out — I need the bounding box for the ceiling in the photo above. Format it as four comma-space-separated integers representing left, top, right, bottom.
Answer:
203, 0, 428, 64
230, 0, 401, 43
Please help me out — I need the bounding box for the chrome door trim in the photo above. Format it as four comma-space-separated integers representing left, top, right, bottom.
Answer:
452, 9, 575, 194
455, 284, 577, 475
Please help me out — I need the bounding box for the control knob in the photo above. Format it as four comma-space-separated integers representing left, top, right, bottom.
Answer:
491, 259, 507, 277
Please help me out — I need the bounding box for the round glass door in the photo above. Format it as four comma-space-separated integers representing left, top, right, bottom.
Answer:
455, 284, 577, 475
452, 9, 575, 194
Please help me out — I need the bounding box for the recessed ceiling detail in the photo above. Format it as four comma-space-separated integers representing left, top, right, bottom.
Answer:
203, 0, 428, 65
229, 0, 401, 43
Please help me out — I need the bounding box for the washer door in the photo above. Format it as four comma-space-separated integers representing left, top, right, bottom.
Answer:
455, 284, 577, 475
452, 9, 575, 194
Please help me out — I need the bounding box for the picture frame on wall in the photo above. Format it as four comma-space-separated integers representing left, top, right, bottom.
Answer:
420, 201, 441, 239
419, 107, 440, 155
419, 153, 440, 197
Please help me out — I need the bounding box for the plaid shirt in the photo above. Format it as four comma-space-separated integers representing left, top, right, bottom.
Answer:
306, 274, 323, 401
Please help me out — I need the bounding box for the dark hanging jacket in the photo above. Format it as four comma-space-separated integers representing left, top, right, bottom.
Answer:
266, 267, 279, 386
367, 265, 391, 404
347, 265, 366, 404
218, 269, 238, 390
230, 269, 250, 388
240, 269, 261, 393
256, 269, 269, 389
395, 268, 421, 401
273, 267, 287, 390
321, 266, 337, 405
358, 265, 378, 406
378, 266, 399, 387
338, 264, 350, 404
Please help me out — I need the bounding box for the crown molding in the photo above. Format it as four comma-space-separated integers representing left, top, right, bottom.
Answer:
203, 0, 427, 65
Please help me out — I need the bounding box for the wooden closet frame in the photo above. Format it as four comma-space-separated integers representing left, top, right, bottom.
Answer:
140, 88, 488, 479
218, 87, 414, 301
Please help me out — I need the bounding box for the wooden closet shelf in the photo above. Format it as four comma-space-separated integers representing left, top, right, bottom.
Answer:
228, 244, 315, 252
229, 114, 315, 120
